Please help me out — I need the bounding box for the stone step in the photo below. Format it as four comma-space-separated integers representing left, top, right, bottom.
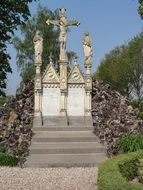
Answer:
34, 126, 93, 131
32, 131, 98, 143
33, 131, 97, 138
30, 142, 106, 154
25, 153, 107, 168
32, 137, 98, 143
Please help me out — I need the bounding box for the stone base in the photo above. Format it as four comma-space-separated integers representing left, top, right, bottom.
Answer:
33, 111, 42, 127
68, 116, 93, 127
43, 116, 68, 127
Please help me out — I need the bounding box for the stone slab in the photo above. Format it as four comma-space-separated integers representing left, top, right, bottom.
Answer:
25, 153, 107, 168
42, 88, 60, 116
67, 116, 93, 127
67, 88, 85, 116
43, 116, 67, 127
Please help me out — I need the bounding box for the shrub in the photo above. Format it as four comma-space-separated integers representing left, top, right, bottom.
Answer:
0, 145, 6, 153
130, 100, 139, 109
116, 134, 143, 153
0, 153, 19, 166
139, 101, 143, 112
137, 159, 143, 183
0, 96, 6, 106
98, 151, 143, 190
139, 112, 143, 120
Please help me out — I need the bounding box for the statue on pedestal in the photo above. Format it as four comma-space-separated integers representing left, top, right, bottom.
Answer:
33, 30, 43, 64
83, 32, 92, 67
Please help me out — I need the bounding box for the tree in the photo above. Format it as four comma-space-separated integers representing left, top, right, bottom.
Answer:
138, 0, 143, 18
96, 32, 143, 101
14, 6, 77, 87
96, 45, 134, 98
128, 33, 143, 102
0, 0, 38, 96
13, 6, 60, 83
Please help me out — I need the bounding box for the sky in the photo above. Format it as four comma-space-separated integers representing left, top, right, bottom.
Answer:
6, 0, 143, 95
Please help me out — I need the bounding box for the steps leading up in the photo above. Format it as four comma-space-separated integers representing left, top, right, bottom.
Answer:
25, 153, 107, 168
25, 116, 107, 168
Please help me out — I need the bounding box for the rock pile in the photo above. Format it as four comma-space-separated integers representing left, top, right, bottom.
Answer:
1, 77, 143, 162
92, 77, 143, 157
0, 80, 34, 164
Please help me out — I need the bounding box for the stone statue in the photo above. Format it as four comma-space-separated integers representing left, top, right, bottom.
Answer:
46, 8, 80, 60
33, 30, 43, 64
83, 32, 92, 67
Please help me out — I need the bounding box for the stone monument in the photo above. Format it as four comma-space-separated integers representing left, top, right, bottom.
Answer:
33, 8, 93, 126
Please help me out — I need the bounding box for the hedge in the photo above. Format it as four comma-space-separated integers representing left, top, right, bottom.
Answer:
0, 153, 19, 166
98, 151, 143, 190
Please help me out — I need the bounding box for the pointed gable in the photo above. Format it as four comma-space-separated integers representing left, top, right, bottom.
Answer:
42, 64, 60, 83
68, 64, 85, 84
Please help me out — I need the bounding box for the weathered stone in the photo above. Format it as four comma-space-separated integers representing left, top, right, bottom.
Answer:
92, 77, 143, 157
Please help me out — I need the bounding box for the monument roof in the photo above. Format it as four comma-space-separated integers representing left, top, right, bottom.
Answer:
42, 64, 60, 84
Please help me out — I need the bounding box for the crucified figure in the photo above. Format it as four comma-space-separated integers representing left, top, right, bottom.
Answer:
46, 8, 80, 57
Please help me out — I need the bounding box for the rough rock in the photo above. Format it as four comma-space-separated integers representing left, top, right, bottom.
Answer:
92, 77, 143, 157
0, 80, 34, 164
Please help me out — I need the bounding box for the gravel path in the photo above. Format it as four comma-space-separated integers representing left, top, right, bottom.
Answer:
0, 167, 98, 190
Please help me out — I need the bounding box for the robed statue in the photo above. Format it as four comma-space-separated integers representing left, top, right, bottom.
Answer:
33, 30, 43, 64
83, 32, 92, 67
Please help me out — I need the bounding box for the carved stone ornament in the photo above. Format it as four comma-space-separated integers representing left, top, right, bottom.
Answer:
60, 63, 67, 90
46, 8, 80, 61
33, 30, 43, 64
83, 32, 92, 68
35, 74, 41, 90
85, 76, 92, 90
68, 64, 85, 84
42, 64, 60, 83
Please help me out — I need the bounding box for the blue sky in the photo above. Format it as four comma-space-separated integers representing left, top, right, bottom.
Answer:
6, 0, 142, 95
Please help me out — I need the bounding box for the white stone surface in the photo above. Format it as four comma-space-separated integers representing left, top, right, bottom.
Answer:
67, 88, 85, 116
0, 167, 98, 190
42, 88, 60, 116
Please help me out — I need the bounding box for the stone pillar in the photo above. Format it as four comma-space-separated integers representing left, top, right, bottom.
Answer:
85, 67, 92, 116
83, 32, 92, 116
34, 65, 42, 112
59, 58, 68, 116
34, 64, 42, 126
33, 31, 43, 127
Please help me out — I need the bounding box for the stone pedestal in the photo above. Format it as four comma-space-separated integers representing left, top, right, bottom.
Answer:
84, 66, 92, 116
59, 59, 68, 116
34, 63, 42, 126
33, 111, 42, 127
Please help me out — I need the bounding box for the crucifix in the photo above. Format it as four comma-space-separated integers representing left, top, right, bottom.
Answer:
46, 8, 80, 60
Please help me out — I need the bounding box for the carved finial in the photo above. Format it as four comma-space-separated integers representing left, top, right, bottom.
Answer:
49, 52, 53, 64
74, 55, 78, 65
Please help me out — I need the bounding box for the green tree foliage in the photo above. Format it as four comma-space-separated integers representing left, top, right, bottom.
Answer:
13, 6, 60, 83
138, 0, 143, 19
96, 32, 143, 101
96, 45, 133, 97
0, 0, 38, 96
128, 33, 143, 101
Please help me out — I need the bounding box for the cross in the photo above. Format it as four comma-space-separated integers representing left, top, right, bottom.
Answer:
49, 52, 53, 64
46, 8, 80, 60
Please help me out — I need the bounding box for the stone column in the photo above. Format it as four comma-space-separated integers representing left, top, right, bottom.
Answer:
33, 31, 43, 126
34, 65, 42, 112
85, 67, 92, 116
83, 32, 93, 116
59, 58, 68, 116
34, 64, 42, 126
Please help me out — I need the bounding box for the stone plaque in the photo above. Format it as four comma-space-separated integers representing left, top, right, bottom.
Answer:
67, 88, 84, 116
42, 88, 60, 116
